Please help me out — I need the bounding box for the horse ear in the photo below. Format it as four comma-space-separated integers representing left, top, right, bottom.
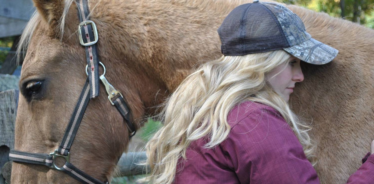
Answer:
33, 0, 65, 37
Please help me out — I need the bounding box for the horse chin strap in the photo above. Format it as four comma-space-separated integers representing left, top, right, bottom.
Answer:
9, 0, 136, 183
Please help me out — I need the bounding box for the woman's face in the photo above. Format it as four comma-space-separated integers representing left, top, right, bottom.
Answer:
266, 57, 304, 102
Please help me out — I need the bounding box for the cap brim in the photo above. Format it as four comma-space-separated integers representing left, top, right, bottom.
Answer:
283, 38, 338, 65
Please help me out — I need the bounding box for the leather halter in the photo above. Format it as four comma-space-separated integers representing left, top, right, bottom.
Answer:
9, 0, 136, 183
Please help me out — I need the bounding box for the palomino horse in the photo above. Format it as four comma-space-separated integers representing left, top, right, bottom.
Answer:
11, 0, 374, 183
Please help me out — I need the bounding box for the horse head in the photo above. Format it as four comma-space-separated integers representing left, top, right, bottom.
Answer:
11, 0, 174, 182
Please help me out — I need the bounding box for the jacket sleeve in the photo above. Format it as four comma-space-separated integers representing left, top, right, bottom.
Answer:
220, 108, 320, 184
346, 152, 374, 183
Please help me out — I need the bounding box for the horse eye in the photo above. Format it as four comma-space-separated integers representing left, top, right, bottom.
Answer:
22, 80, 44, 101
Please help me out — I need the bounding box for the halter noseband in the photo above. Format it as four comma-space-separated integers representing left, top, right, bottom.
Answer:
9, 0, 136, 183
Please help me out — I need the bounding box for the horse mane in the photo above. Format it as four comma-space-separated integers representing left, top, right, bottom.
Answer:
17, 12, 39, 63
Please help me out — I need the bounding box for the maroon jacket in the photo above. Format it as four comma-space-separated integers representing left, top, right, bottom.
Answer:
174, 101, 374, 183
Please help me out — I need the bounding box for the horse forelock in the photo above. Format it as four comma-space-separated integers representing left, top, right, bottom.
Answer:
17, 12, 40, 64
17, 0, 73, 63
60, 0, 75, 38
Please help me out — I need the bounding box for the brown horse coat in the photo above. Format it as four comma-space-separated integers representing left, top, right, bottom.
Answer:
290, 5, 374, 183
12, 0, 374, 183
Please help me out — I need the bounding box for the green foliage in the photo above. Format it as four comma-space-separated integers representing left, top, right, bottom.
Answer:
0, 37, 14, 66
278, 0, 374, 28
0, 51, 8, 66
281, 0, 312, 7
318, 0, 374, 24
138, 118, 163, 142
366, 11, 374, 28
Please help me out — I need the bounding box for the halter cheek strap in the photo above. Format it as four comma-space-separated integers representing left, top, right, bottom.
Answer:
100, 74, 137, 136
9, 0, 136, 183
76, 0, 100, 98
10, 76, 134, 184
9, 81, 107, 184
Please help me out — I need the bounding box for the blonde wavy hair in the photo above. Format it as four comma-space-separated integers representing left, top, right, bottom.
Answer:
145, 50, 315, 184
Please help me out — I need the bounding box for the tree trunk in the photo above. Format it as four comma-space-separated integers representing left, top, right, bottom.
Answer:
340, 0, 345, 18
352, 0, 363, 23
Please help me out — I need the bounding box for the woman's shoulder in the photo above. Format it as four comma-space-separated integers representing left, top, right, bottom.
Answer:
227, 101, 284, 128
223, 101, 303, 163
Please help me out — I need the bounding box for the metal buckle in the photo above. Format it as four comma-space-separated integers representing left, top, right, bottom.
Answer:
78, 20, 99, 46
86, 62, 123, 105
100, 75, 123, 105
130, 130, 136, 137
49, 149, 70, 171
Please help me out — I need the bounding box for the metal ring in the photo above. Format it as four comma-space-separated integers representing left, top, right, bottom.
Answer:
50, 149, 70, 171
85, 62, 106, 76
52, 155, 68, 171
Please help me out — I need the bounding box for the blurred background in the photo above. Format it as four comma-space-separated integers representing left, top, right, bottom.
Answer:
0, 0, 373, 183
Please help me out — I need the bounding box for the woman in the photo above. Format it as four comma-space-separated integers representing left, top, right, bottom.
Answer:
145, 1, 374, 183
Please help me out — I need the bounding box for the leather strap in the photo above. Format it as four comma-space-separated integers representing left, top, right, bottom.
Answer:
58, 79, 90, 155
9, 150, 107, 184
9, 1, 137, 183
9, 150, 52, 167
76, 0, 100, 98
62, 162, 107, 184
112, 94, 136, 137
10, 77, 136, 184
9, 79, 107, 184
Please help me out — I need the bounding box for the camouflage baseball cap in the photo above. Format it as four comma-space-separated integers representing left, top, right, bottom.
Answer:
218, 1, 338, 65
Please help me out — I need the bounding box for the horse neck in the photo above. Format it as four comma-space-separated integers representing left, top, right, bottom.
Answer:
288, 5, 374, 139
91, 0, 251, 93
